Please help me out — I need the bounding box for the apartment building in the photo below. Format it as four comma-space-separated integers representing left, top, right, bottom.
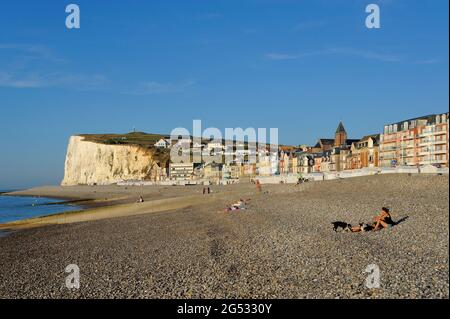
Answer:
379, 113, 449, 167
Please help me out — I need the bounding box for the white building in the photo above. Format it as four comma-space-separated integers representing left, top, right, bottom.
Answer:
154, 138, 171, 149
207, 141, 224, 150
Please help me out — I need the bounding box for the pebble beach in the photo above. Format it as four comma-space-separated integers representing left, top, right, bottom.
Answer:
0, 174, 448, 299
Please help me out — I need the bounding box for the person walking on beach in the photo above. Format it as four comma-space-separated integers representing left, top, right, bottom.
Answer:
256, 179, 262, 194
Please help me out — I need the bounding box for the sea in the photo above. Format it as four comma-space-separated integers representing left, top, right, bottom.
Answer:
0, 191, 82, 224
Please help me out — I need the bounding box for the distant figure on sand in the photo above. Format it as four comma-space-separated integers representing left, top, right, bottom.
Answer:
373, 207, 394, 231
137, 196, 144, 203
224, 199, 249, 212
256, 180, 262, 193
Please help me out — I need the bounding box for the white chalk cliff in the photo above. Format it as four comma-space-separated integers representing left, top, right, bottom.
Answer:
62, 136, 160, 186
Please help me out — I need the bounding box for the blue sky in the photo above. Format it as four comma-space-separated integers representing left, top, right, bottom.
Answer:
0, 0, 448, 189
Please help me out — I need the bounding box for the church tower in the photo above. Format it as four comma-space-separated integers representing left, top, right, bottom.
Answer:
334, 121, 347, 147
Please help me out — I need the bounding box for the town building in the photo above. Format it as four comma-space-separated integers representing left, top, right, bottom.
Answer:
203, 162, 223, 181
296, 151, 317, 174
349, 134, 380, 169
206, 141, 224, 151
169, 162, 194, 180
278, 150, 293, 174
379, 113, 449, 167
311, 139, 334, 153
313, 122, 359, 172
257, 152, 278, 176
241, 162, 257, 177
222, 164, 241, 180
154, 138, 171, 149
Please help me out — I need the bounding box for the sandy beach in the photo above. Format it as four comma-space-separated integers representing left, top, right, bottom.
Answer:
0, 174, 448, 299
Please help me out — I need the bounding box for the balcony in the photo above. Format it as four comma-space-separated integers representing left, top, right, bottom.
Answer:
400, 153, 415, 158
381, 139, 398, 144
419, 128, 448, 137
419, 138, 447, 145
380, 146, 397, 151
419, 149, 448, 156
419, 159, 448, 165
380, 154, 397, 160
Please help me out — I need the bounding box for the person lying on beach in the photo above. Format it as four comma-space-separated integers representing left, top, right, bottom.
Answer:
373, 207, 395, 231
224, 199, 249, 212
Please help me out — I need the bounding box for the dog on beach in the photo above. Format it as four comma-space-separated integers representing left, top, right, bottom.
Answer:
332, 221, 352, 232
359, 222, 374, 232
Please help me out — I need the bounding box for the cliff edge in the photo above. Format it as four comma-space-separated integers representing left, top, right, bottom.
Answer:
62, 136, 164, 186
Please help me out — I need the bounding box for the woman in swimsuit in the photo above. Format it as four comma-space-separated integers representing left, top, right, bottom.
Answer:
373, 207, 395, 231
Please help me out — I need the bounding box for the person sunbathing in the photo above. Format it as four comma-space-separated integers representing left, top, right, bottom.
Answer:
373, 207, 395, 231
224, 199, 248, 212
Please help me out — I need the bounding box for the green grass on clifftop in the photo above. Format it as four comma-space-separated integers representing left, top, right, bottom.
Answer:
80, 132, 167, 147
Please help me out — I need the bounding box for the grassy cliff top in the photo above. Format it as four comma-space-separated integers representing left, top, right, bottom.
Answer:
79, 132, 296, 150
79, 132, 172, 164
80, 132, 167, 147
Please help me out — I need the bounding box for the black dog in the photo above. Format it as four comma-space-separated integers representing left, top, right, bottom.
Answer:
332, 221, 352, 232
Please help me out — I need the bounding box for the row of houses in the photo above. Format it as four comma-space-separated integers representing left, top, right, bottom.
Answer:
280, 112, 448, 175
153, 112, 448, 181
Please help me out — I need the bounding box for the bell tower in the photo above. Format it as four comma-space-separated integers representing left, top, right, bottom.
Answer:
334, 121, 347, 147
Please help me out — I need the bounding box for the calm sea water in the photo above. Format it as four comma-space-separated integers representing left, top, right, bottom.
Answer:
0, 194, 82, 224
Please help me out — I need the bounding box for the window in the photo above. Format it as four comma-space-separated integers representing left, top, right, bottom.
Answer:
436, 115, 441, 124
403, 122, 408, 131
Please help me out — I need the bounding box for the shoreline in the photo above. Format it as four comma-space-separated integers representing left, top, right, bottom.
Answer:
0, 183, 249, 231
0, 194, 222, 231
1, 193, 96, 207
0, 195, 93, 228
0, 190, 118, 228
1, 173, 448, 231
4, 189, 91, 202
